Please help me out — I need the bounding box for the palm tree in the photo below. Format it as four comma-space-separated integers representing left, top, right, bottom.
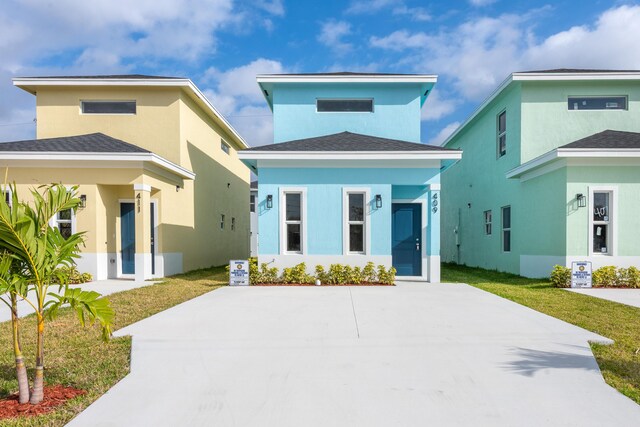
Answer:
0, 183, 113, 404
0, 254, 30, 404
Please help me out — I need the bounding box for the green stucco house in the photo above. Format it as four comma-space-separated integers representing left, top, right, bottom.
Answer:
441, 69, 640, 278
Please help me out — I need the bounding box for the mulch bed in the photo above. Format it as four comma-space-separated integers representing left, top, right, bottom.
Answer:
253, 283, 394, 286
0, 385, 86, 420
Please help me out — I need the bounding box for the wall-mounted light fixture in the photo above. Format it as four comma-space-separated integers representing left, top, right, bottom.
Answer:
375, 194, 382, 209
576, 193, 586, 208
175, 185, 180, 192
79, 194, 87, 208
266, 195, 273, 209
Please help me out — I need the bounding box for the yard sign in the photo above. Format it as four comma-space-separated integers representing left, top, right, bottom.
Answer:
229, 260, 250, 286
571, 261, 592, 288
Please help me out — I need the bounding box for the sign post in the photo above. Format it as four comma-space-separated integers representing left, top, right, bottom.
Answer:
571, 261, 592, 288
229, 260, 250, 286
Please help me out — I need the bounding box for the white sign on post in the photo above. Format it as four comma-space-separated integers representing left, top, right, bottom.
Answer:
571, 261, 592, 288
229, 260, 249, 286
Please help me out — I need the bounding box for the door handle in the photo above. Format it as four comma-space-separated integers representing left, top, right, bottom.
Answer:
416, 242, 420, 251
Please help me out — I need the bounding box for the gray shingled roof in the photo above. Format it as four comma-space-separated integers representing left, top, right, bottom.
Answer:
560, 130, 640, 149
264, 72, 419, 76
0, 133, 150, 153
243, 131, 457, 152
16, 74, 183, 80
519, 68, 640, 74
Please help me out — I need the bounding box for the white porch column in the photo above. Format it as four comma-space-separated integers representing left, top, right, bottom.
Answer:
134, 183, 152, 282
427, 183, 441, 283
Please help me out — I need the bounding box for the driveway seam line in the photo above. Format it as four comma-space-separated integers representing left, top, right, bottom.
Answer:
348, 287, 360, 338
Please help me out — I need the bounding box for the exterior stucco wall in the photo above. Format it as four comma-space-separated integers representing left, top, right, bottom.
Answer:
441, 84, 522, 274
272, 83, 423, 143
520, 80, 640, 162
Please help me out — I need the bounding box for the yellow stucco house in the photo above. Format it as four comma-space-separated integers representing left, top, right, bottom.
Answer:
1, 75, 251, 281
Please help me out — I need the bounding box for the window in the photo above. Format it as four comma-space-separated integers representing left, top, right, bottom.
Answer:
81, 101, 136, 114
484, 210, 492, 235
592, 191, 613, 254
497, 110, 506, 157
284, 192, 302, 253
501, 206, 511, 252
2, 187, 11, 208
250, 194, 256, 213
316, 99, 373, 113
568, 96, 627, 111
231, 217, 235, 231
347, 193, 366, 253
54, 209, 74, 239
221, 140, 230, 154
220, 214, 225, 230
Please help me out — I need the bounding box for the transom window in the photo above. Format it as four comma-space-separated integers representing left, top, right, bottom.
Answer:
284, 192, 302, 253
347, 193, 366, 253
592, 191, 613, 254
501, 206, 511, 252
484, 210, 492, 235
497, 110, 506, 158
54, 209, 74, 239
317, 99, 373, 113
221, 140, 230, 154
568, 96, 627, 111
81, 101, 136, 114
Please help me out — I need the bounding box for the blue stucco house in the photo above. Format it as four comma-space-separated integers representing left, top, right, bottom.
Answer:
238, 73, 461, 282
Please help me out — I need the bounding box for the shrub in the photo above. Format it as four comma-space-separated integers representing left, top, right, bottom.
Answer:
624, 266, 640, 288
327, 264, 346, 284
280, 263, 313, 284
315, 265, 328, 284
377, 265, 397, 285
550, 265, 571, 288
53, 266, 93, 284
363, 262, 377, 283
593, 266, 617, 287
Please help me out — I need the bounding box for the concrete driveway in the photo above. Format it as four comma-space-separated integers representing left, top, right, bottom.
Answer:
68, 283, 640, 427
567, 287, 640, 309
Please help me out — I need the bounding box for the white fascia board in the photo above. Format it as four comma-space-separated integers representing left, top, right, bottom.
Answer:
11, 77, 250, 149
506, 148, 640, 178
512, 72, 640, 81
256, 75, 438, 84
238, 150, 462, 161
0, 152, 195, 180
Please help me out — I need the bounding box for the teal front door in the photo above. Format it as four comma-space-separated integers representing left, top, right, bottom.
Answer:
392, 203, 422, 276
120, 203, 135, 275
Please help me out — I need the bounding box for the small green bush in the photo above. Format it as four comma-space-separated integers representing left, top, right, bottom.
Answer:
377, 265, 397, 285
53, 265, 93, 284
363, 262, 376, 283
550, 265, 571, 288
280, 263, 314, 284
624, 266, 640, 288
593, 266, 618, 287
315, 265, 328, 284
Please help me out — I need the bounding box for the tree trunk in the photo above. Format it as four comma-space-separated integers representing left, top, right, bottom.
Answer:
29, 314, 45, 404
11, 294, 30, 404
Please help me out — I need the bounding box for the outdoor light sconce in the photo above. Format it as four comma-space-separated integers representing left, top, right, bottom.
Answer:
375, 194, 382, 209
266, 195, 273, 209
577, 193, 586, 208
79, 195, 87, 208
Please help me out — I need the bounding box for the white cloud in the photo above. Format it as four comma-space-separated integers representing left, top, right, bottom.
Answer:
371, 5, 640, 101
392, 6, 431, 22
428, 121, 460, 146
469, 0, 497, 6
370, 30, 430, 51
346, 0, 399, 15
317, 20, 353, 55
421, 90, 457, 121
203, 58, 289, 146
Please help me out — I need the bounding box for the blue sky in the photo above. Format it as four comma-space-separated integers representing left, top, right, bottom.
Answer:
1, 0, 639, 146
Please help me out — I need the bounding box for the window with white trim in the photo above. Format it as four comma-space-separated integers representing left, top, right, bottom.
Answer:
81, 100, 136, 114
568, 96, 627, 111
497, 110, 506, 157
284, 192, 302, 253
250, 194, 256, 213
484, 210, 492, 235
317, 99, 373, 113
54, 209, 74, 239
592, 191, 612, 254
347, 192, 366, 253
501, 206, 511, 252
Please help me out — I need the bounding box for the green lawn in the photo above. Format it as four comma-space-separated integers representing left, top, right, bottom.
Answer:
0, 266, 227, 426
442, 262, 640, 405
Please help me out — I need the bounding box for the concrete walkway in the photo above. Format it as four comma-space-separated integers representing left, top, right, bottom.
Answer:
566, 287, 640, 309
0, 279, 156, 323
68, 283, 640, 427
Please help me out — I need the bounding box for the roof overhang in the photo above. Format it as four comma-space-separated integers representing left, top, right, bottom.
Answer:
12, 77, 250, 150
0, 151, 195, 180
506, 148, 640, 181
238, 149, 462, 173
441, 71, 640, 148
256, 74, 438, 110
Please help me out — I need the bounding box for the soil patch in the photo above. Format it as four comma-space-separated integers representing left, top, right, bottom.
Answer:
0, 385, 85, 420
